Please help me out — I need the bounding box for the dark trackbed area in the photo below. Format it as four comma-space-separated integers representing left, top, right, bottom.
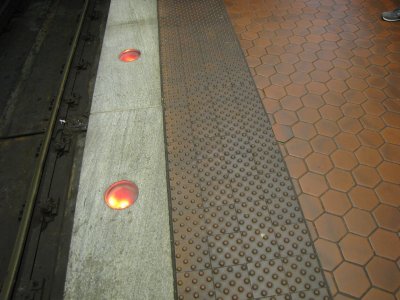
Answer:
0, 0, 110, 298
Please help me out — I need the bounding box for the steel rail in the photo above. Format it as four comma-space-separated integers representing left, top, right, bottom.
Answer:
0, 0, 90, 298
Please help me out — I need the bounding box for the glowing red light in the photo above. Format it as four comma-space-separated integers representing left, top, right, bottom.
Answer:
104, 180, 139, 210
119, 49, 141, 62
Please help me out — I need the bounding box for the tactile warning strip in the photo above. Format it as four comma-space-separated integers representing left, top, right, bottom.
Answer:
158, 0, 330, 299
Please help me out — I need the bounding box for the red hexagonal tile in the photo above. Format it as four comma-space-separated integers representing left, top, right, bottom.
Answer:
286, 138, 312, 158
341, 103, 365, 118
315, 119, 340, 137
274, 110, 298, 126
272, 124, 293, 142
369, 228, 400, 261
315, 213, 347, 242
352, 165, 381, 188
381, 111, 400, 128
334, 132, 360, 151
301, 94, 324, 108
382, 127, 400, 145
292, 122, 317, 140
338, 117, 362, 134
297, 107, 321, 123
363, 289, 396, 300
321, 190, 351, 216
285, 155, 306, 179
285, 83, 307, 98
358, 129, 384, 148
334, 262, 370, 298
348, 186, 379, 211
355, 146, 382, 167
298, 193, 323, 221
344, 208, 377, 237
339, 233, 374, 265
331, 149, 358, 170
299, 172, 328, 197
362, 100, 385, 116
305, 153, 333, 174
323, 92, 346, 109
378, 162, 400, 184
264, 85, 286, 99
379, 143, 400, 164
315, 239, 343, 271
376, 182, 400, 207
319, 105, 343, 121
366, 257, 400, 292
373, 204, 400, 232
326, 168, 355, 192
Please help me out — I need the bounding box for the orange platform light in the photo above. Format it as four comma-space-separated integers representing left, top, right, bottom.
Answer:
119, 49, 141, 62
104, 180, 139, 210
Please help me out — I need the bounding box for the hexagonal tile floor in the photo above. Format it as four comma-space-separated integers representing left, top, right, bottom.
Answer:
225, 0, 400, 299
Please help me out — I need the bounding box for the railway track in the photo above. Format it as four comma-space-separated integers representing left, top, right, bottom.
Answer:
0, 0, 110, 298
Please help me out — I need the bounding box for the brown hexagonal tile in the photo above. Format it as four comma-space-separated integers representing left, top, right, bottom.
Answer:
362, 100, 385, 116
274, 109, 298, 126
280, 95, 303, 111
341, 103, 365, 118
298, 194, 324, 223
352, 165, 381, 188
253, 75, 270, 89
305, 153, 333, 175
315, 213, 347, 242
262, 98, 281, 114
376, 182, 400, 207
348, 186, 379, 211
343, 90, 367, 104
379, 143, 400, 164
369, 229, 400, 261
358, 129, 384, 148
323, 91, 346, 107
338, 116, 363, 134
260, 54, 280, 66
299, 172, 328, 197
285, 155, 307, 179
378, 162, 400, 184
285, 83, 307, 97
311, 135, 337, 155
315, 119, 340, 137
382, 127, 400, 145
285, 138, 312, 158
331, 149, 358, 170
326, 168, 355, 192
255, 64, 276, 77
339, 233, 373, 265
272, 124, 293, 142
334, 132, 360, 151
246, 56, 261, 68
363, 288, 396, 300
292, 122, 317, 140
297, 107, 321, 123
247, 46, 266, 58
315, 238, 343, 271
355, 146, 382, 167
319, 105, 343, 121
301, 94, 324, 108
334, 262, 371, 298
373, 204, 400, 232
382, 111, 400, 128
321, 190, 351, 216
344, 208, 377, 237
334, 294, 354, 300
264, 84, 286, 99
360, 115, 385, 131
366, 257, 400, 292
306, 82, 328, 95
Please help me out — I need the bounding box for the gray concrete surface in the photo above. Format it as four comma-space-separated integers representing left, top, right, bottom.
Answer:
64, 0, 174, 299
